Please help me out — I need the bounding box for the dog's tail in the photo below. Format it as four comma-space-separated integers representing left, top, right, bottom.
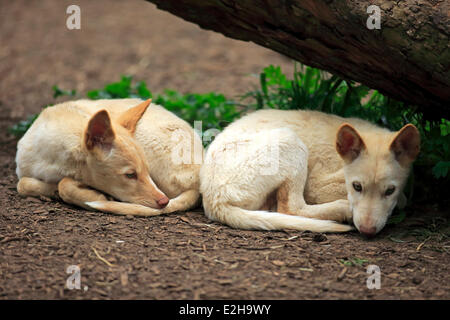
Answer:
207, 203, 353, 233
84, 189, 200, 216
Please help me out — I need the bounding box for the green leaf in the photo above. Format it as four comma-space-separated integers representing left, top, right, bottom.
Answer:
52, 85, 76, 98
388, 209, 407, 225
432, 161, 450, 179
135, 81, 152, 99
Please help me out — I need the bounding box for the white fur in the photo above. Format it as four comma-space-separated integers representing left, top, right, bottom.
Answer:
200, 109, 417, 235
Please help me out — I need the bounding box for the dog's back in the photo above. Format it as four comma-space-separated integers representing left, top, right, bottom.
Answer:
16, 103, 92, 183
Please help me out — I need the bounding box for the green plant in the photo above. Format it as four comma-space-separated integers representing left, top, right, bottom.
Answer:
86, 76, 151, 100
387, 209, 407, 225
52, 85, 76, 99
154, 90, 240, 132
9, 76, 240, 139
339, 257, 369, 267
85, 76, 241, 133
8, 113, 41, 138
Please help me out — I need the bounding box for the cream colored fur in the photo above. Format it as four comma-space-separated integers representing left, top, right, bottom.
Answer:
16, 98, 202, 216
200, 109, 420, 235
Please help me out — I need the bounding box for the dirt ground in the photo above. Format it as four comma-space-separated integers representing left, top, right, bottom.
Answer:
0, 0, 449, 300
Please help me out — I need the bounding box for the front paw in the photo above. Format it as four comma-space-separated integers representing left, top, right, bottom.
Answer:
161, 200, 174, 214
336, 199, 353, 223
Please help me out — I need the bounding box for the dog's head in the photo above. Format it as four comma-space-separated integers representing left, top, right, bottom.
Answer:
336, 123, 420, 237
83, 99, 169, 209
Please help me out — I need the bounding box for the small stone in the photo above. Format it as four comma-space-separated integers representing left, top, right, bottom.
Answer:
412, 277, 423, 285
337, 267, 348, 281
272, 260, 286, 267
312, 234, 327, 242
410, 5, 420, 13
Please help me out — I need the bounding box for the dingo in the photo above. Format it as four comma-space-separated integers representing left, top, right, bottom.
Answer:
200, 109, 420, 237
16, 98, 202, 216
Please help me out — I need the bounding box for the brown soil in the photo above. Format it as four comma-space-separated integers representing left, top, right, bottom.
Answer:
0, 0, 449, 300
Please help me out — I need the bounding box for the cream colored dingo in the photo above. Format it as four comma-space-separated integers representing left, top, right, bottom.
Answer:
16, 98, 202, 216
200, 109, 420, 237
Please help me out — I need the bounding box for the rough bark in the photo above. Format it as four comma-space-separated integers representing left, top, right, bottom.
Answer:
146, 0, 449, 118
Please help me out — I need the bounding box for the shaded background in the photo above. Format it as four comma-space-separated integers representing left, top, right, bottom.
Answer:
0, 0, 293, 119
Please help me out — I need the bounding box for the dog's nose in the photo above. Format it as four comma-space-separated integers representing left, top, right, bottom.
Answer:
157, 196, 169, 208
359, 225, 377, 238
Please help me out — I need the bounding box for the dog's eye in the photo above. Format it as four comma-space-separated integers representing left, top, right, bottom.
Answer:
385, 186, 396, 196
125, 172, 137, 179
353, 182, 362, 192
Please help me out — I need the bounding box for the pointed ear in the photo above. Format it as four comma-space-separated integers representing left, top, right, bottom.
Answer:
85, 110, 115, 152
336, 123, 366, 163
118, 99, 152, 134
389, 124, 420, 167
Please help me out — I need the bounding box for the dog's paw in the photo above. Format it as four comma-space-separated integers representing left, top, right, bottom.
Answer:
335, 199, 353, 223
160, 200, 176, 214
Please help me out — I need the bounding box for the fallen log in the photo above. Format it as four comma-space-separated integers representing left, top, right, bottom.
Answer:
146, 0, 449, 118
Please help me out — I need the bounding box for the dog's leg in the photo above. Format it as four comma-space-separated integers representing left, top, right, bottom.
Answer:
17, 177, 58, 198
58, 177, 168, 216
260, 190, 277, 211
277, 179, 351, 223
89, 190, 199, 216
276, 164, 352, 223
58, 177, 108, 210
161, 189, 200, 213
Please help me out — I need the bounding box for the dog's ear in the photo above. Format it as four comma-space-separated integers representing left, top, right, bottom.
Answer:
336, 123, 366, 163
118, 99, 152, 134
389, 124, 420, 167
85, 110, 115, 153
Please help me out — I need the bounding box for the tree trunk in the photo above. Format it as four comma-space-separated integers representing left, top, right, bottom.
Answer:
146, 0, 449, 118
